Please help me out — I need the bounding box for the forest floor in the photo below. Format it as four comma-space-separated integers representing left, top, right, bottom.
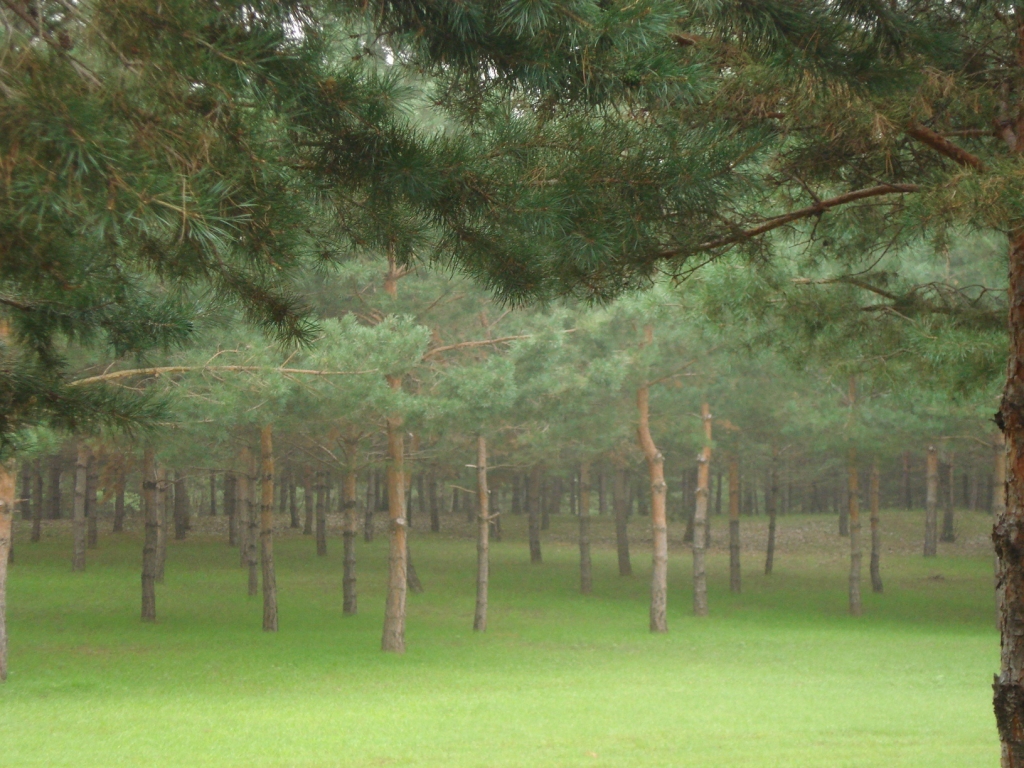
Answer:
0, 507, 998, 767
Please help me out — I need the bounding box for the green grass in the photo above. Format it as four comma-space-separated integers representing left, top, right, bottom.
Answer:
0, 510, 1000, 767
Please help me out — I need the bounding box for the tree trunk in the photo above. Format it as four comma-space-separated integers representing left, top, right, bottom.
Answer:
141, 448, 158, 622
47, 455, 61, 520
942, 451, 956, 542
693, 403, 712, 617
289, 477, 299, 528
578, 461, 592, 595
86, 454, 98, 549
0, 461, 12, 681
342, 469, 357, 615
902, 450, 912, 509
637, 330, 668, 633
209, 470, 217, 518
598, 467, 607, 515
925, 445, 938, 557
527, 464, 542, 563
155, 466, 168, 583
316, 470, 328, 557
260, 426, 278, 632
765, 450, 778, 576
225, 471, 237, 547
112, 465, 126, 534
613, 466, 632, 576
728, 455, 741, 593
302, 466, 314, 536
715, 468, 723, 517
30, 458, 42, 542
382, 375, 408, 653
848, 449, 862, 616
72, 444, 88, 572
474, 435, 490, 631
173, 470, 189, 540
244, 447, 259, 597
18, 462, 30, 522
429, 473, 439, 532
870, 460, 883, 594
838, 476, 850, 536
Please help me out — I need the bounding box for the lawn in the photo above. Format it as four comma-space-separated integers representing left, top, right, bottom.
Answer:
0, 509, 1000, 767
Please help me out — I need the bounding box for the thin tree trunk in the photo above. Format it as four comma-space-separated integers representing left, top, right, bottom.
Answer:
693, 402, 712, 616
364, 470, 376, 542
302, 467, 314, 536
942, 451, 956, 542
838, 474, 850, 536
289, 478, 299, 529
155, 466, 168, 583
244, 447, 258, 597
765, 450, 778, 576
225, 471, 237, 546
925, 445, 939, 557
209, 470, 217, 518
429, 473, 439, 533
86, 454, 98, 549
578, 460, 592, 595
30, 458, 42, 542
995, 433, 1007, 630
0, 460, 12, 681
316, 470, 328, 557
474, 435, 490, 631
848, 449, 862, 616
598, 468, 607, 516
637, 329, 669, 633
870, 460, 883, 594
382, 375, 408, 653
528, 464, 542, 563
18, 462, 30, 522
343, 468, 358, 615
406, 546, 423, 593
715, 468, 723, 517
613, 466, 632, 576
112, 464, 126, 533
72, 444, 88, 572
260, 426, 278, 631
173, 470, 189, 540
141, 448, 158, 622
903, 450, 912, 509
728, 455, 741, 593
47, 455, 61, 520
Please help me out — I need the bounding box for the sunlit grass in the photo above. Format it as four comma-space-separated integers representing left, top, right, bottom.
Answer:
0, 509, 999, 767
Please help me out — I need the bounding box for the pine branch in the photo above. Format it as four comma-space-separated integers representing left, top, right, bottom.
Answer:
905, 124, 986, 172
69, 365, 377, 386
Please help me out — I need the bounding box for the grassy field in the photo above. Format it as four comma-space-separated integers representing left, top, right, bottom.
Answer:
0, 508, 1000, 767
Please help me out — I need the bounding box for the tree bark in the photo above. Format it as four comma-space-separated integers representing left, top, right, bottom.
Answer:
342, 468, 358, 615
0, 461, 14, 681
225, 471, 237, 547
528, 464, 543, 563
364, 470, 376, 542
765, 450, 779, 576
316, 470, 328, 557
112, 464, 125, 534
942, 450, 956, 542
30, 458, 42, 542
870, 460, 883, 594
141, 448, 157, 622
47, 455, 61, 520
209, 470, 217, 518
848, 449, 862, 616
18, 462, 30, 522
578, 461, 592, 595
428, 473, 439, 532
289, 477, 300, 529
260, 426, 278, 632
381, 375, 407, 653
244, 448, 258, 596
72, 444, 88, 572
728, 455, 741, 593
925, 445, 939, 557
173, 470, 189, 540
613, 466, 632, 576
302, 466, 314, 536
155, 466, 168, 583
693, 402, 712, 616
903, 450, 912, 509
86, 454, 98, 549
474, 435, 490, 631
637, 329, 668, 633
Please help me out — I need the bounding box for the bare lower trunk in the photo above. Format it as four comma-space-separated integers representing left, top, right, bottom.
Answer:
18, 462, 30, 522
693, 403, 712, 616
637, 333, 668, 633
47, 456, 61, 520
0, 461, 14, 681
72, 444, 88, 572
765, 451, 778, 576
381, 376, 407, 653
210, 470, 218, 518
728, 455, 741, 593
244, 448, 259, 597
342, 468, 357, 615
870, 460, 883, 594
474, 435, 490, 630
155, 466, 168, 583
112, 466, 126, 534
30, 459, 42, 542
173, 470, 189, 540
303, 467, 314, 536
942, 451, 956, 542
225, 472, 237, 547
406, 546, 423, 593
141, 448, 158, 622
527, 464, 542, 564
429, 474, 439, 533
925, 446, 938, 557
289, 478, 300, 529
848, 449, 862, 616
578, 461, 592, 595
316, 471, 328, 557
902, 450, 912, 510
364, 471, 376, 542
613, 467, 632, 576
86, 455, 98, 549
260, 426, 278, 632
